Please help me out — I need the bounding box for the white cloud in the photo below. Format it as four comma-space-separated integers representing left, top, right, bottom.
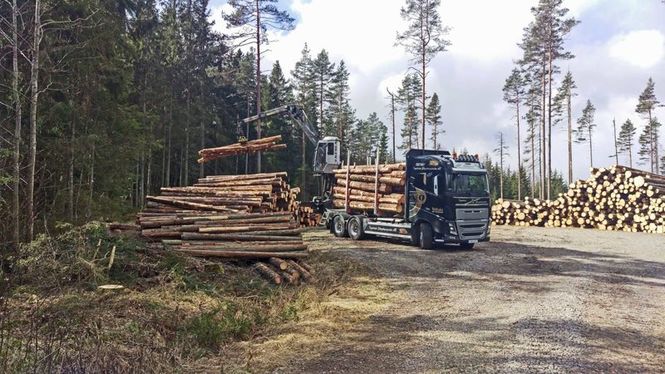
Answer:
608, 30, 665, 68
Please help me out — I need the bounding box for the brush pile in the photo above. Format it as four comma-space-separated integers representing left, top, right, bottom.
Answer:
197, 135, 286, 164
492, 165, 665, 234
332, 163, 406, 216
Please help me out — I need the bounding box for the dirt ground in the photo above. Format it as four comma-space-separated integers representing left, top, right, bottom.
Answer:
228, 225, 665, 373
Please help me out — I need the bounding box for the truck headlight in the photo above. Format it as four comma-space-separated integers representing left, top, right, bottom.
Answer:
448, 222, 458, 235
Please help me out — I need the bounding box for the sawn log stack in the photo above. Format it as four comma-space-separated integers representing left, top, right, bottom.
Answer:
492, 165, 665, 234
332, 163, 407, 216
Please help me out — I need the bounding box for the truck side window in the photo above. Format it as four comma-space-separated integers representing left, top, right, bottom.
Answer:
327, 142, 335, 156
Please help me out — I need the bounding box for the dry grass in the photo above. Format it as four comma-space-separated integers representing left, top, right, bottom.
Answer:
0, 224, 378, 373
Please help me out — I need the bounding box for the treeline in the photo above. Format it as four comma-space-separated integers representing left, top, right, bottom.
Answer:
0, 0, 390, 246
499, 0, 663, 202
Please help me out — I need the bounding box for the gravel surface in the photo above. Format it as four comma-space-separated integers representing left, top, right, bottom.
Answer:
281, 226, 665, 373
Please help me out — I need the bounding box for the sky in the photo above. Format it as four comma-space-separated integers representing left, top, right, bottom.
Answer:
209, 0, 665, 181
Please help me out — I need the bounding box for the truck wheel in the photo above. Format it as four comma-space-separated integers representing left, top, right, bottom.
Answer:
419, 223, 434, 249
332, 215, 348, 237
348, 216, 364, 240
410, 225, 420, 246
460, 242, 475, 250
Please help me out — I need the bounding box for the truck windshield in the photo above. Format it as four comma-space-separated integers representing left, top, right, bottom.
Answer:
450, 173, 488, 195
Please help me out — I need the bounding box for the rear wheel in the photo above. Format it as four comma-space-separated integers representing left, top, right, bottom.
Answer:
419, 223, 434, 249
460, 241, 475, 250
410, 225, 420, 246
332, 215, 348, 237
348, 216, 365, 240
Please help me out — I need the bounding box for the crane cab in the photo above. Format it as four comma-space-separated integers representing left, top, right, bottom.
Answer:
313, 136, 341, 175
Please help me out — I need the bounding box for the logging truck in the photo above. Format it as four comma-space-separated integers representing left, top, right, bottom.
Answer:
322, 150, 491, 249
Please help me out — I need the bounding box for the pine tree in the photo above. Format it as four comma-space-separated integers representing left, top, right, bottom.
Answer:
576, 100, 596, 168
618, 119, 636, 167
396, 0, 450, 149
426, 92, 443, 150
493, 132, 509, 199
397, 73, 421, 152
635, 78, 662, 173
224, 0, 295, 171
503, 68, 526, 199
553, 71, 577, 183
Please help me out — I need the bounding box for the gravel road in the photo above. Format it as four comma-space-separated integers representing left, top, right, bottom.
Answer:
276, 226, 665, 373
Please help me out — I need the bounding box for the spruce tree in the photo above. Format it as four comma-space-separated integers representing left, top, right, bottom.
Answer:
426, 93, 443, 150
635, 78, 662, 173
396, 0, 450, 149
617, 119, 636, 167
503, 68, 526, 198
575, 100, 596, 168
397, 73, 421, 152
313, 50, 335, 131
327, 61, 355, 157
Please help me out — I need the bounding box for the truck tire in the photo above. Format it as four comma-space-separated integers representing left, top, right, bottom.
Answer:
410, 225, 420, 246
460, 241, 475, 250
348, 216, 364, 240
419, 223, 434, 249
332, 215, 348, 237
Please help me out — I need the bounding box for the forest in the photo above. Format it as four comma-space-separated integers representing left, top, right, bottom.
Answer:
1, 0, 663, 247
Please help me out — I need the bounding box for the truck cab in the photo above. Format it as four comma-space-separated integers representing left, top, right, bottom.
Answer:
405, 149, 491, 248
325, 149, 491, 249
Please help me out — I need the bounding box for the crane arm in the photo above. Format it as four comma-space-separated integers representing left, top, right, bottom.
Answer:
241, 105, 319, 145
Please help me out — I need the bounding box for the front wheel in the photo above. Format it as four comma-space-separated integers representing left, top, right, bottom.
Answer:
419, 223, 434, 249
332, 215, 348, 237
460, 242, 475, 250
348, 216, 364, 240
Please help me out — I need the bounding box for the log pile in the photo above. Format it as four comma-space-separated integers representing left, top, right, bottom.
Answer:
136, 171, 314, 284
332, 163, 407, 216
294, 202, 322, 227
197, 135, 286, 164
492, 165, 665, 234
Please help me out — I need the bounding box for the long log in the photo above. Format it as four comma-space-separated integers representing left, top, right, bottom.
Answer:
336, 179, 392, 194
181, 233, 302, 241
173, 249, 308, 259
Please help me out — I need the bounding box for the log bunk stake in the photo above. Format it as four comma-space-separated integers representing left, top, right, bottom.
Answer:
492, 165, 665, 234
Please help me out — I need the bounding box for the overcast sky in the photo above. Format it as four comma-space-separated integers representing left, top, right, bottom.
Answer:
209, 0, 665, 181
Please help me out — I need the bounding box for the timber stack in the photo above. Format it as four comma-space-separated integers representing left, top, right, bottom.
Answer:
137, 171, 314, 285
197, 135, 286, 164
332, 163, 406, 216
492, 165, 665, 234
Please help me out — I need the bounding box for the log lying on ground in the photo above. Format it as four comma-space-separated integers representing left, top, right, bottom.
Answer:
492, 165, 665, 234
255, 262, 282, 285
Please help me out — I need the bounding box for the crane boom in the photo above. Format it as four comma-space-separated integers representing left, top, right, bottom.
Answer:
241, 105, 319, 145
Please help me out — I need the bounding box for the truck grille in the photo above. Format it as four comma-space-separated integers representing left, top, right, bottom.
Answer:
455, 208, 489, 240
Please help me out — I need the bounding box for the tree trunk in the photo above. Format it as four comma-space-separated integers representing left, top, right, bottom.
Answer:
516, 101, 521, 200
69, 117, 75, 222
87, 141, 95, 219
547, 49, 553, 200
167, 100, 173, 186
531, 123, 536, 196
421, 59, 426, 150
613, 118, 619, 165
255, 0, 262, 172
567, 93, 573, 183
301, 131, 306, 200
648, 109, 654, 173
27, 0, 41, 241
11, 0, 22, 246
184, 90, 190, 186
589, 127, 594, 168
540, 64, 546, 200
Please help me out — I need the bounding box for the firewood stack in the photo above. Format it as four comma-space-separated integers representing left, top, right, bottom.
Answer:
492, 165, 665, 234
197, 135, 286, 164
137, 171, 314, 284
332, 163, 407, 216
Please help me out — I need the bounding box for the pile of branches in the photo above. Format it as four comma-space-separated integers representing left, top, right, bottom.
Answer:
197, 135, 286, 164
492, 165, 665, 234
136, 172, 313, 284
332, 163, 406, 216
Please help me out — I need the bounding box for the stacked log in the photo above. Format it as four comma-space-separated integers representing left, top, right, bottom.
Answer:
332, 163, 406, 216
137, 172, 313, 281
294, 202, 322, 227
197, 135, 286, 164
492, 165, 665, 234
